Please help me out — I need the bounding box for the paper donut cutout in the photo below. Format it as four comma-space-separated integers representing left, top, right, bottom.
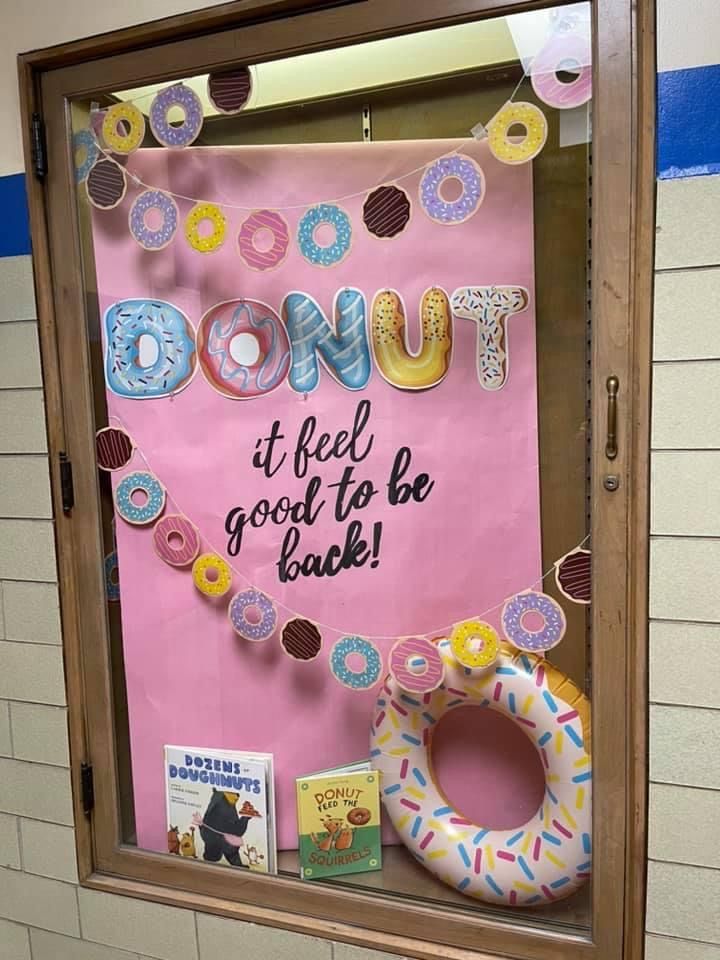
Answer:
86, 160, 126, 210
96, 427, 134, 471
185, 202, 226, 253
192, 553, 232, 597
237, 210, 290, 271
450, 286, 530, 391
555, 548, 591, 604
153, 514, 200, 568
371, 640, 592, 905
363, 185, 411, 238
103, 299, 197, 399
501, 591, 567, 653
149, 83, 203, 147
450, 620, 499, 669
487, 102, 548, 166
228, 589, 277, 642
102, 103, 145, 155
104, 550, 120, 602
531, 31, 592, 110
297, 203, 352, 267
114, 471, 166, 526
207, 66, 253, 114
371, 288, 452, 390
197, 298, 291, 400
389, 637, 444, 694
281, 618, 322, 661
419, 155, 485, 225
330, 636, 382, 690
129, 190, 179, 251
73, 129, 99, 183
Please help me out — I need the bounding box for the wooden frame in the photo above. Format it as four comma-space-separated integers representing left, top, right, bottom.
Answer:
17, 0, 655, 957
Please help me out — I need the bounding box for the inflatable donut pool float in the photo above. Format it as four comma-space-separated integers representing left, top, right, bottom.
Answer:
370, 639, 591, 906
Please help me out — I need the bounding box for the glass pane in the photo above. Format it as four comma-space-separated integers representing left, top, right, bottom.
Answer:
71, 0, 593, 939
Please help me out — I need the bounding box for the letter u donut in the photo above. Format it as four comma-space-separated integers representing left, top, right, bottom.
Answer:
371, 288, 452, 390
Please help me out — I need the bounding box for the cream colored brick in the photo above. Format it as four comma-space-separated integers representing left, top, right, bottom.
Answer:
0, 520, 56, 582
649, 783, 720, 868
0, 581, 4, 638
650, 705, 720, 789
652, 452, 720, 535
79, 889, 198, 960
647, 861, 720, 943
0, 918, 31, 960
2, 581, 61, 644
654, 269, 720, 361
0, 322, 42, 389
20, 819, 77, 883
335, 945, 407, 960
646, 935, 720, 960
0, 698, 10, 755
0, 759, 73, 825
0, 864, 79, 936
650, 539, 720, 622
0, 642, 65, 705
10, 702, 68, 766
0, 812, 20, 869
652, 361, 720, 449
656, 178, 720, 270
0, 456, 52, 518
0, 256, 36, 323
31, 929, 143, 960
0, 391, 47, 453
657, 0, 720, 71
197, 914, 331, 960
650, 621, 720, 708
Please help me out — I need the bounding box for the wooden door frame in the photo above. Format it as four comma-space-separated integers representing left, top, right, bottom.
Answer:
17, 0, 654, 958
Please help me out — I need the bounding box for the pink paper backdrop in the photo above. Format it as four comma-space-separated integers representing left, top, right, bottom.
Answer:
91, 139, 541, 852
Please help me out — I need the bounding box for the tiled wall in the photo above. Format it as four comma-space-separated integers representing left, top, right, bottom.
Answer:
645, 2, 720, 958
2, 2, 720, 959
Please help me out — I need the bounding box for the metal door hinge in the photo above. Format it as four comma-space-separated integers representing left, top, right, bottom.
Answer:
31, 113, 47, 181
81, 762, 95, 816
59, 452, 74, 514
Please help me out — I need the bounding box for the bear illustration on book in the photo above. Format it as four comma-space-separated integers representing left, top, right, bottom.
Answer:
189, 790, 263, 868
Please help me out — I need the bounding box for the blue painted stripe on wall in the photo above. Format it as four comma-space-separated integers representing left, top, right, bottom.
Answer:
0, 173, 31, 257
658, 64, 720, 180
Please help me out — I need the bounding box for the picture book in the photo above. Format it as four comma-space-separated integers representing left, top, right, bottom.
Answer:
164, 745, 276, 873
296, 760, 381, 880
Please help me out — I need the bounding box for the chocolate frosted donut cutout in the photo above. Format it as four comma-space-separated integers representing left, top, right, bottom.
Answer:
363, 185, 412, 239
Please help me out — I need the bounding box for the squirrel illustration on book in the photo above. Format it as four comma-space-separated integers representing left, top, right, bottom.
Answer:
311, 816, 354, 852
192, 790, 262, 868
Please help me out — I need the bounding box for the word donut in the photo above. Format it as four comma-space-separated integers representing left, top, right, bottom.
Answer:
238, 210, 290, 271
102, 103, 145, 154
297, 203, 352, 267
228, 589, 277, 641
487, 102, 548, 166
531, 32, 592, 109
185, 202, 226, 254
450, 286, 530, 391
104, 299, 197, 399
419, 155, 485, 225
192, 553, 232, 597
129, 190, 179, 251
73, 129, 99, 183
149, 83, 204, 148
501, 591, 566, 653
371, 640, 592, 905
450, 620, 499, 669
197, 298, 291, 400
114, 471, 165, 526
153, 514, 200, 568
372, 288, 452, 390
330, 636, 382, 690
389, 637, 444, 694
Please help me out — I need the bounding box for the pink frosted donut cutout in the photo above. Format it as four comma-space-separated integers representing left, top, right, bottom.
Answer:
237, 210, 290, 271
153, 514, 201, 567
389, 637, 444, 694
531, 33, 592, 109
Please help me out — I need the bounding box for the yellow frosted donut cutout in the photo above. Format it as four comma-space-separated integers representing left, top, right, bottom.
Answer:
488, 101, 548, 166
192, 552, 232, 597
185, 202, 227, 253
102, 103, 146, 155
450, 619, 499, 668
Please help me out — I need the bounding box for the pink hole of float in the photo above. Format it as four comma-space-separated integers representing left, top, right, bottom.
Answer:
406, 655, 429, 677
520, 609, 546, 634
431, 705, 546, 830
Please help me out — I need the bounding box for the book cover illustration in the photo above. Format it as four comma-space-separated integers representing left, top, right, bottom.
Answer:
296, 761, 381, 880
165, 746, 276, 873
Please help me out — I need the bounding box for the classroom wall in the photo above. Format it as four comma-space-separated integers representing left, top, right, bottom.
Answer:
1, 1, 720, 958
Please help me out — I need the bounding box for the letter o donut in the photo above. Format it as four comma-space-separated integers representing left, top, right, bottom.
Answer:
371, 640, 592, 906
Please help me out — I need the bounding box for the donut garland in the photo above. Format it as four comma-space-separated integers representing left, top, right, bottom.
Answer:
487, 102, 548, 166
281, 618, 322, 661
185, 202, 226, 253
149, 83, 204, 148
96, 427, 134, 471
102, 103, 145, 155
389, 637, 444, 694
114, 471, 166, 526
129, 190, 179, 251
207, 66, 253, 114
73, 129, 99, 183
330, 636, 382, 690
192, 552, 232, 597
555, 548, 592, 604
86, 160, 127, 210
153, 514, 200, 568
228, 588, 277, 641
501, 590, 567, 653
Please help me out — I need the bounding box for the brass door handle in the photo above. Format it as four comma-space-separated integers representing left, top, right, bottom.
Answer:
605, 375, 619, 460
